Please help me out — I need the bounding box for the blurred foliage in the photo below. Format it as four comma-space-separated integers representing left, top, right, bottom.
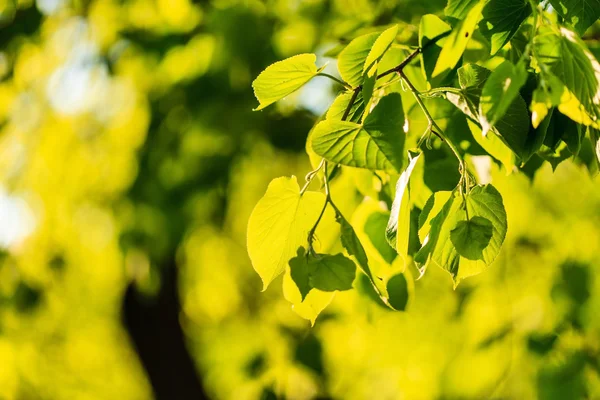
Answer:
0, 0, 599, 399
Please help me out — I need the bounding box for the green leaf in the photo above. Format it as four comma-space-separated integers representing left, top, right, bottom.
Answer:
548, 0, 600, 35
450, 216, 494, 260
419, 14, 453, 87
288, 250, 357, 297
338, 33, 379, 88
309, 253, 357, 292
463, 185, 507, 265
312, 93, 405, 172
337, 25, 398, 88
467, 119, 517, 172
386, 273, 410, 311
386, 152, 421, 258
363, 25, 399, 74
337, 210, 373, 281
415, 185, 507, 285
445, 0, 480, 19
448, 64, 531, 160
364, 212, 397, 264
458, 63, 492, 89
480, 0, 532, 55
252, 53, 323, 111
283, 270, 335, 325
433, 1, 486, 78
534, 26, 600, 128
288, 248, 313, 301
362, 62, 378, 106
480, 61, 529, 133
326, 91, 365, 122
418, 191, 453, 243
247, 176, 325, 289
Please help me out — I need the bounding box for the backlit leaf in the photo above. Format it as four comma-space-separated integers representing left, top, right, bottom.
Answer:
548, 0, 600, 35
480, 0, 532, 55
247, 176, 325, 289
312, 93, 405, 172
252, 53, 323, 110
450, 216, 494, 260
433, 1, 485, 77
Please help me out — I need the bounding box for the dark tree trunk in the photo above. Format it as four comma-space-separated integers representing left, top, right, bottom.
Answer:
123, 260, 209, 400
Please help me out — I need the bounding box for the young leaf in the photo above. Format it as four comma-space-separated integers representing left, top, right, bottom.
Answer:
480, 0, 532, 55
309, 253, 357, 292
252, 53, 323, 111
386, 152, 421, 257
548, 0, 600, 35
450, 216, 494, 260
247, 176, 325, 290
480, 61, 529, 133
338, 25, 398, 88
433, 1, 486, 77
534, 26, 600, 128
311, 93, 405, 173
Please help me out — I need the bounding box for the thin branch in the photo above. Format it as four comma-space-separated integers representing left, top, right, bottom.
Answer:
317, 73, 353, 90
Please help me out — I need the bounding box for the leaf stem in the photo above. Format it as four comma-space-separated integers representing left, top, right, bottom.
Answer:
397, 70, 469, 192
307, 161, 332, 254
420, 86, 462, 98
317, 73, 353, 90
300, 158, 325, 195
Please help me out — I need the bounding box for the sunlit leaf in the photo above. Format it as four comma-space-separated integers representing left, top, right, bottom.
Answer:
386, 152, 421, 258
480, 61, 529, 133
444, 0, 480, 19
433, 1, 485, 77
534, 26, 600, 127
480, 0, 532, 55
450, 216, 494, 260
312, 93, 405, 172
309, 253, 356, 292
252, 53, 323, 110
415, 185, 507, 285
326, 91, 365, 122
548, 0, 600, 35
338, 25, 397, 88
247, 176, 325, 289
419, 14, 453, 87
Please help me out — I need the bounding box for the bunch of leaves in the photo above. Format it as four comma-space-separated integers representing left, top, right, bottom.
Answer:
247, 0, 600, 323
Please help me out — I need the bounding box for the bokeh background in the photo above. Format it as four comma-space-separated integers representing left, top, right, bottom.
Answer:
0, 0, 600, 399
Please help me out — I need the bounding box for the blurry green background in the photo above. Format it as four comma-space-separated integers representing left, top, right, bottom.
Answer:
0, 0, 599, 399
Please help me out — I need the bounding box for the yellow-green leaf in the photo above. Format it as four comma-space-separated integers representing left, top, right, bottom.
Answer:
247, 176, 325, 289
433, 1, 485, 77
252, 53, 322, 111
312, 93, 405, 172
